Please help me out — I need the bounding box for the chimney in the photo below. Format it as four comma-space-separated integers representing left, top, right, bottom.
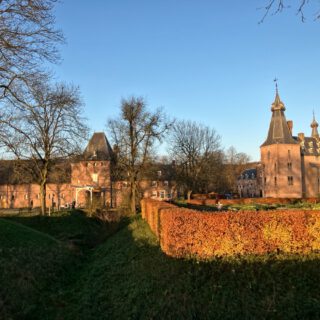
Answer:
298, 132, 305, 141
287, 120, 293, 136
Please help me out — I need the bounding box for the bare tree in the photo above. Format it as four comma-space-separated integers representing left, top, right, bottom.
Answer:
259, 0, 320, 22
169, 120, 223, 199
223, 146, 251, 194
108, 97, 171, 214
0, 78, 88, 214
0, 0, 63, 98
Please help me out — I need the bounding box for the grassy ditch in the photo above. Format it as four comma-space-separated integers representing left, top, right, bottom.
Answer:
62, 217, 320, 320
1, 211, 320, 319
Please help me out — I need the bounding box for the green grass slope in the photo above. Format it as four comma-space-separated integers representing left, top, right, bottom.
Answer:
63, 218, 320, 320
0, 210, 126, 320
0, 218, 80, 320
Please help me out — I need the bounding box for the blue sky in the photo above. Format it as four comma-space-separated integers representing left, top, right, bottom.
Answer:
52, 1, 320, 161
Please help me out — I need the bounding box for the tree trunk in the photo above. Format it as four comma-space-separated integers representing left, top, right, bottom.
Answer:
40, 181, 47, 215
130, 180, 136, 215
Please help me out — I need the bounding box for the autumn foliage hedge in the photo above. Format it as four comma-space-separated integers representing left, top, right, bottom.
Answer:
141, 198, 320, 258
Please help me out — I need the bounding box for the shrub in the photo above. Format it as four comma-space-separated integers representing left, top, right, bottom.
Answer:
142, 199, 320, 259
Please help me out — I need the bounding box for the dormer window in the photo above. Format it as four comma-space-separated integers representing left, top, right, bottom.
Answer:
164, 180, 169, 186
157, 171, 162, 177
151, 181, 157, 187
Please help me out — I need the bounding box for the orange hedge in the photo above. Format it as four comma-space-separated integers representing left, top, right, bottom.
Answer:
142, 198, 320, 258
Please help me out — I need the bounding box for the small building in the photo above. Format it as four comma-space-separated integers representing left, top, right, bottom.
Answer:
237, 167, 262, 198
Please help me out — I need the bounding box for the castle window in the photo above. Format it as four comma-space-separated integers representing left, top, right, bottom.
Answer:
48, 194, 51, 199
288, 150, 291, 159
92, 173, 98, 182
264, 177, 266, 184
164, 180, 169, 186
24, 194, 28, 200
151, 181, 157, 187
274, 163, 277, 172
268, 151, 271, 160
152, 191, 157, 198
11, 195, 14, 200
288, 176, 294, 186
288, 162, 292, 170
274, 177, 277, 186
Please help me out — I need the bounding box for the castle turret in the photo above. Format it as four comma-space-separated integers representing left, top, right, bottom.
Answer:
311, 112, 319, 139
261, 86, 297, 147
260, 85, 302, 198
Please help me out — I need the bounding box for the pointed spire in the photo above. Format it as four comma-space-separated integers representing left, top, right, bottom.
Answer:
311, 110, 319, 138
261, 82, 297, 147
271, 79, 285, 111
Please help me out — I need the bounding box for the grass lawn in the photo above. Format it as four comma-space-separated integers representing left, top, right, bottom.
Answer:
1, 212, 320, 319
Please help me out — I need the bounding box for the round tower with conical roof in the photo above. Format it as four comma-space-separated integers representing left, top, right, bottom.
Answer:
260, 86, 302, 198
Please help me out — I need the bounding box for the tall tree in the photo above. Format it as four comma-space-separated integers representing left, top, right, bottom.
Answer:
223, 146, 251, 193
108, 97, 171, 214
0, 79, 88, 214
0, 0, 63, 99
169, 120, 223, 199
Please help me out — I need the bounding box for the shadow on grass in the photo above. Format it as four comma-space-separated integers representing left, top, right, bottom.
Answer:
60, 217, 320, 320
3, 209, 128, 249
0, 210, 130, 320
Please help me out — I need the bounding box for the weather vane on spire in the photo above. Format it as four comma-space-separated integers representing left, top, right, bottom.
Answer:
274, 77, 278, 91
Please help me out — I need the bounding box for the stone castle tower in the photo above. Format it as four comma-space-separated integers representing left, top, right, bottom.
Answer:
261, 87, 320, 198
71, 132, 115, 206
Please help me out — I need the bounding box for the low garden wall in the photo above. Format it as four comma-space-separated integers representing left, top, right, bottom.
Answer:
141, 198, 320, 259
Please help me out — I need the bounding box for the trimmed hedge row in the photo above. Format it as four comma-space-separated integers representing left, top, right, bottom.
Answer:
141, 198, 320, 258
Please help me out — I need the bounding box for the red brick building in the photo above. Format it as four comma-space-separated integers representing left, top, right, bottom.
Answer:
0, 132, 116, 209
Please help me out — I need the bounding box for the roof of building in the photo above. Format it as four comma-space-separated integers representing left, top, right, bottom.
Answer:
294, 136, 320, 156
0, 159, 71, 185
261, 89, 298, 147
83, 132, 114, 161
238, 168, 257, 180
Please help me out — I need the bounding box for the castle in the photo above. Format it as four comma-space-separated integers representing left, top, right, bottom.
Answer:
0, 132, 115, 209
0, 132, 176, 209
238, 86, 320, 198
